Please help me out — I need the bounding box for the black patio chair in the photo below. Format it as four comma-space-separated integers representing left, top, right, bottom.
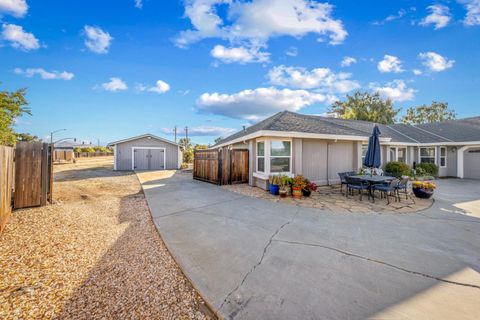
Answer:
338, 172, 348, 194
372, 178, 400, 204
345, 176, 370, 201
338, 171, 357, 194
396, 177, 415, 203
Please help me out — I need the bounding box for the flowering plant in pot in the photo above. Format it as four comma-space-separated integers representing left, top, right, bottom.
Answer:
292, 175, 307, 198
302, 181, 317, 197
412, 181, 436, 199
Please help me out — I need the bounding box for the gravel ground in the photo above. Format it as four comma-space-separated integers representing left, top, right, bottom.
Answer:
0, 157, 214, 320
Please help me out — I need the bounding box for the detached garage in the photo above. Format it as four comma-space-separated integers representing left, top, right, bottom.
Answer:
108, 134, 181, 171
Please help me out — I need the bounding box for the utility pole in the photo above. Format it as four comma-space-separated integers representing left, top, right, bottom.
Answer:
185, 126, 188, 145
174, 126, 177, 143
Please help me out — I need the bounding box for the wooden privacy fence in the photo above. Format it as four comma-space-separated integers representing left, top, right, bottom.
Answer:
193, 149, 249, 185
75, 152, 112, 158
0, 146, 14, 234
0, 142, 53, 234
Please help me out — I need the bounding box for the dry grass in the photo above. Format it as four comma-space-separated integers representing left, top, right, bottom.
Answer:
0, 157, 213, 320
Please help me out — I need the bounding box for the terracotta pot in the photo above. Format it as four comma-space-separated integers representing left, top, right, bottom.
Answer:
292, 187, 302, 198
279, 190, 287, 198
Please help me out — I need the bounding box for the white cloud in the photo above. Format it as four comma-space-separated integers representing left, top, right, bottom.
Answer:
420, 5, 451, 29
377, 55, 404, 73
0, 0, 27, 17
373, 9, 406, 25
341, 56, 356, 67
83, 25, 113, 54
459, 0, 480, 26
175, 0, 347, 48
14, 67, 74, 80
134, 0, 142, 9
418, 51, 455, 72
101, 77, 128, 92
162, 125, 236, 137
211, 45, 270, 64
136, 80, 171, 94
1, 23, 39, 51
267, 65, 360, 94
196, 87, 329, 120
370, 80, 416, 102
412, 69, 422, 75
285, 46, 298, 57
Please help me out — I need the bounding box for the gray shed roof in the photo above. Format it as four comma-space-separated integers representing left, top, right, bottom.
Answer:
215, 111, 480, 146
107, 133, 180, 147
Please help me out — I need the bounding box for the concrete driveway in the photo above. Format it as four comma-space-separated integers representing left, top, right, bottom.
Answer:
137, 171, 480, 320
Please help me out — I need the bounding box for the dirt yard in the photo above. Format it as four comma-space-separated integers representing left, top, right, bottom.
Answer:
0, 157, 213, 320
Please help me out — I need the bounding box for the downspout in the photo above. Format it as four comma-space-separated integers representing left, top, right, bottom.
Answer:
326, 142, 330, 185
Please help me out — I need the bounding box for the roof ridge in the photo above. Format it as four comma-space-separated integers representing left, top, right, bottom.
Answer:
385, 124, 420, 143
291, 113, 372, 136
411, 125, 454, 142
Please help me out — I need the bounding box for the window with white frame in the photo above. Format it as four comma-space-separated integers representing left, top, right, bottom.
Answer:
256, 141, 265, 172
361, 144, 368, 162
389, 148, 396, 162
270, 141, 291, 173
397, 147, 407, 163
255, 139, 292, 175
440, 147, 447, 167
420, 147, 436, 164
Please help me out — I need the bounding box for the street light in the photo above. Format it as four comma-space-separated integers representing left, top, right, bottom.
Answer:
50, 129, 66, 144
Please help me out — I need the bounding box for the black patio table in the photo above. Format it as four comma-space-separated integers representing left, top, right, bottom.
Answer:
348, 175, 395, 199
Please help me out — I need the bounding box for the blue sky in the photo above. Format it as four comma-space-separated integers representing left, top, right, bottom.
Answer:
1, 0, 479, 145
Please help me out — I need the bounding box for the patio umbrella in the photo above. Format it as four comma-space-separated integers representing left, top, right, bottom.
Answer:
363, 125, 382, 174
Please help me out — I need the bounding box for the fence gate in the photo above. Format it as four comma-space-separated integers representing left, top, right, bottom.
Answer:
194, 149, 249, 185
14, 142, 53, 209
0, 145, 14, 233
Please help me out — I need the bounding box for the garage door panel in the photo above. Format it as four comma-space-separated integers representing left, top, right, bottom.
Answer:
134, 149, 149, 170
465, 149, 480, 179
150, 149, 165, 170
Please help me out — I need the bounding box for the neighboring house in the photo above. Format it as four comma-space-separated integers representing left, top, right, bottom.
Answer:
53, 140, 84, 162
108, 134, 182, 171
213, 111, 480, 190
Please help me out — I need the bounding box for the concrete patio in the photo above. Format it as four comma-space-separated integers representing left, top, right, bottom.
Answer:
137, 171, 480, 320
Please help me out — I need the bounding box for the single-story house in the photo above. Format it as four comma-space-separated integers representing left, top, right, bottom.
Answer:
213, 111, 480, 190
108, 134, 182, 171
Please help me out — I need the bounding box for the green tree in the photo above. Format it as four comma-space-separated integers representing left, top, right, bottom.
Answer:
1, 87, 31, 146
194, 144, 208, 150
16, 132, 38, 142
401, 101, 456, 125
330, 91, 400, 124
178, 138, 194, 163
214, 137, 222, 145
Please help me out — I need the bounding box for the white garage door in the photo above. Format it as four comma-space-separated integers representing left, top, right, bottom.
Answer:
464, 148, 480, 179
133, 148, 165, 170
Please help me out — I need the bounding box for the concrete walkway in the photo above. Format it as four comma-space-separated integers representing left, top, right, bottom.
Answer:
137, 171, 480, 320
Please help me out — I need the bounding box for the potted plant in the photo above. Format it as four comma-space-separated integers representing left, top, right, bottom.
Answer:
412, 180, 436, 199
279, 175, 291, 198
292, 175, 306, 198
269, 175, 280, 195
302, 181, 317, 197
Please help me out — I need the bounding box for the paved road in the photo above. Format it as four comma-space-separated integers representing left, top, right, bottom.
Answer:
138, 172, 480, 320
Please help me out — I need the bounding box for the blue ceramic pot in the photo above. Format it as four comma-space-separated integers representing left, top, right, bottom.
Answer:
270, 184, 280, 195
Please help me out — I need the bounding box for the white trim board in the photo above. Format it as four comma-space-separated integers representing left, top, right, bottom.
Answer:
131, 147, 166, 170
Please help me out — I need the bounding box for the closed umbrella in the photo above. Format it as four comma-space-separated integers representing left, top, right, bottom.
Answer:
363, 125, 382, 175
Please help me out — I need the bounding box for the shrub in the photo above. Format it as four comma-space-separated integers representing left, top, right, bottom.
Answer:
385, 161, 411, 177
416, 163, 438, 176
